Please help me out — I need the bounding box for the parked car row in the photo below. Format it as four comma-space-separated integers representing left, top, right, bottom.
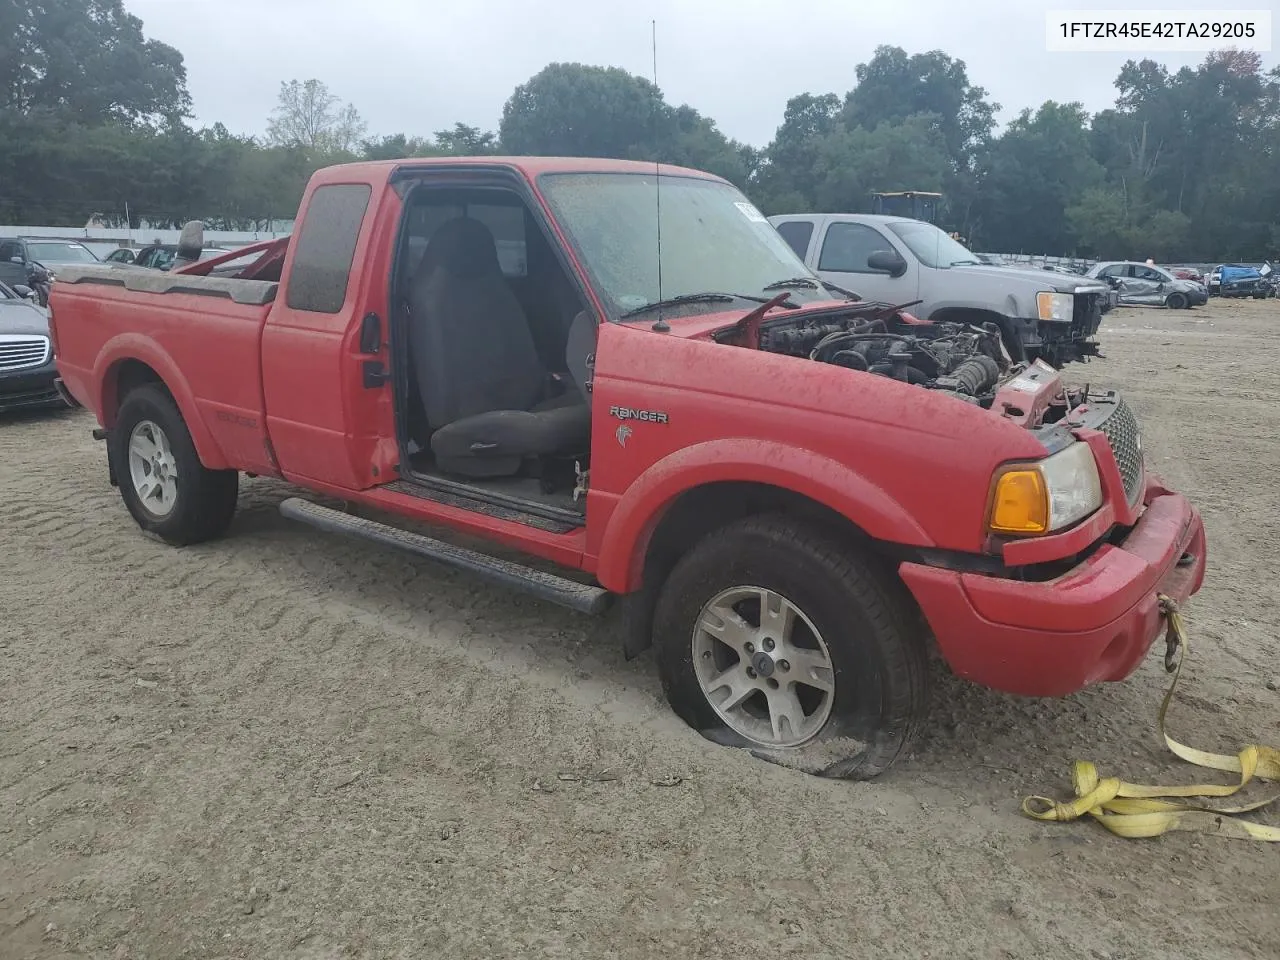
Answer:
104, 243, 237, 270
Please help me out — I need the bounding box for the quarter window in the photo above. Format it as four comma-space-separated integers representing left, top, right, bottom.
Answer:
775, 220, 815, 259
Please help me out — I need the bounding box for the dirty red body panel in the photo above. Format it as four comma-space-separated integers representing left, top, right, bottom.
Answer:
50, 155, 1207, 699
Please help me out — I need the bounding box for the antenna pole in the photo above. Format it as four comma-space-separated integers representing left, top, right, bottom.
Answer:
650, 19, 669, 332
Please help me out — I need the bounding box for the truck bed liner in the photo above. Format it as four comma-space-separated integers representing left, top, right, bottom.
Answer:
54, 265, 277, 307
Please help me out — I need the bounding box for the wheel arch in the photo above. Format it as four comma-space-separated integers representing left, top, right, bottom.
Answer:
598, 443, 933, 659
96, 340, 229, 470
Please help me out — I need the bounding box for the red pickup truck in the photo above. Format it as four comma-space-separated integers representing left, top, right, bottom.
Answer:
49, 157, 1207, 778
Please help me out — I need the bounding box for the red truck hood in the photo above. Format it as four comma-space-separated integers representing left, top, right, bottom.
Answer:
618, 302, 1069, 430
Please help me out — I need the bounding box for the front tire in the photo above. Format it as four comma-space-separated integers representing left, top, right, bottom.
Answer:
1166, 292, 1188, 310
110, 384, 238, 545
653, 514, 930, 780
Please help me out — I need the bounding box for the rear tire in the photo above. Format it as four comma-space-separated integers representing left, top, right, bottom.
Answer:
653, 514, 930, 780
1166, 292, 1188, 310
110, 384, 238, 545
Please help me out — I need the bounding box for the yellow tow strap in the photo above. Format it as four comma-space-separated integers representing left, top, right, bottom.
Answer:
1022, 595, 1280, 840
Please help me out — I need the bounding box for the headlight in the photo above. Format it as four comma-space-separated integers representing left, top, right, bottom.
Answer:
987, 442, 1102, 536
1036, 291, 1073, 323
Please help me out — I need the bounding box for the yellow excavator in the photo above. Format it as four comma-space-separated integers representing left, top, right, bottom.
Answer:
871, 190, 966, 244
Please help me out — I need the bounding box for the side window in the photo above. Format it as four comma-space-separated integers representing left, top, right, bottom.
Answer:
286, 183, 373, 313
468, 204, 527, 277
775, 220, 815, 260
817, 222, 896, 274
403, 200, 527, 279
1098, 265, 1120, 279
1135, 266, 1163, 282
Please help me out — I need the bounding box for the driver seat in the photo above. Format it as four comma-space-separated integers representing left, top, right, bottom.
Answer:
408, 216, 590, 479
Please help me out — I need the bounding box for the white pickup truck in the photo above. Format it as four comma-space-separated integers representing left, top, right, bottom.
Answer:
769, 213, 1111, 367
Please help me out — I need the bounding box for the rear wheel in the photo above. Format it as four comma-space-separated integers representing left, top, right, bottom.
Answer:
1166, 292, 1189, 310
653, 514, 930, 779
110, 384, 238, 545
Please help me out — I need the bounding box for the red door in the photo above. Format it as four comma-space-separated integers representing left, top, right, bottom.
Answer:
261, 175, 400, 490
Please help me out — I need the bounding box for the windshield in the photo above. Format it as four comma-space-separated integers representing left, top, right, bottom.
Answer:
538, 172, 825, 319
27, 241, 99, 264
884, 221, 980, 269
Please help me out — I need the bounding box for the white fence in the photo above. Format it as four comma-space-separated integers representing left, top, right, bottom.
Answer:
2, 224, 294, 260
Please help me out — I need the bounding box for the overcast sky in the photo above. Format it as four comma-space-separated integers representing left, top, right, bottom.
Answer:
126, 0, 1279, 146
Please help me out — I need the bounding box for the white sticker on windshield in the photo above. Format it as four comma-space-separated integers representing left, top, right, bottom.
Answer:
734, 201, 767, 223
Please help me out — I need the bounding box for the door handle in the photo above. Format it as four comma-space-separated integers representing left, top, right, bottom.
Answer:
359, 313, 382, 354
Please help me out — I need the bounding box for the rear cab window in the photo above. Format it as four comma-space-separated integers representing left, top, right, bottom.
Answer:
402, 200, 527, 278
775, 220, 815, 260
286, 183, 374, 313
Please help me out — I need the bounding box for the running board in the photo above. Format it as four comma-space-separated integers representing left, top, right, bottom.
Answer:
278, 498, 612, 615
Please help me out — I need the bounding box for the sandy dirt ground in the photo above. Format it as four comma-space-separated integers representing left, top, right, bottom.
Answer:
2, 297, 1279, 960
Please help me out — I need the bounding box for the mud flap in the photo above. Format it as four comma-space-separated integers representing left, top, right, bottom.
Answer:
96, 429, 119, 487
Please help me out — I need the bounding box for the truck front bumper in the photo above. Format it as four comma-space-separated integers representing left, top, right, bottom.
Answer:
898, 482, 1206, 697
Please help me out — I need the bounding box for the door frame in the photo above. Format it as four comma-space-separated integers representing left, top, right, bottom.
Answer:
385, 165, 602, 520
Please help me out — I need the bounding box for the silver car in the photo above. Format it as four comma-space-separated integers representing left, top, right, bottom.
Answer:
1085, 261, 1208, 309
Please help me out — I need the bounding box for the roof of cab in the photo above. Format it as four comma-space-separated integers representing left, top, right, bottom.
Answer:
307, 155, 727, 186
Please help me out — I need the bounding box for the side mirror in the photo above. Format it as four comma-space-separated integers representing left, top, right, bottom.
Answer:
12, 284, 33, 300
867, 249, 908, 278
9, 256, 23, 264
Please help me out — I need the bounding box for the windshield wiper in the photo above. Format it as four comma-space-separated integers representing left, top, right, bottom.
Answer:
820, 280, 861, 301
950, 259, 982, 267
763, 277, 819, 291
619, 291, 786, 319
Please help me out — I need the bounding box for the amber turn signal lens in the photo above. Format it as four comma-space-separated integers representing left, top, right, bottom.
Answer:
989, 469, 1049, 534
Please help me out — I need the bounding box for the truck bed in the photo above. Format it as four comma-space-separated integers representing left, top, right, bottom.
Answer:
52, 265, 278, 475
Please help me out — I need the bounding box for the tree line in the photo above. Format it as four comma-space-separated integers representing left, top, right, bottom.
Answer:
3, 0, 1278, 261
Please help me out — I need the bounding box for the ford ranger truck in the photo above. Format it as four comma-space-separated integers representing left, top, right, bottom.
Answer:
48, 157, 1207, 779
769, 212, 1112, 367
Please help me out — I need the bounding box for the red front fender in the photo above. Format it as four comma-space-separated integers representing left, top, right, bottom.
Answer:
592, 438, 934, 593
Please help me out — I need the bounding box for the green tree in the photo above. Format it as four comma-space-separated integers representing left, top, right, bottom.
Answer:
0, 0, 189, 123
433, 122, 499, 154
808, 115, 949, 213
842, 46, 997, 172
500, 63, 663, 159
750, 93, 842, 213
498, 63, 750, 185
975, 102, 1104, 253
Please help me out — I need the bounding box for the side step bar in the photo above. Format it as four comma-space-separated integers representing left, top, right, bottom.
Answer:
278, 498, 612, 616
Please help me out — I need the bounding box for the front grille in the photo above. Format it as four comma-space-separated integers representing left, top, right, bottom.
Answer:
1096, 397, 1144, 506
0, 334, 51, 371
1071, 291, 1103, 338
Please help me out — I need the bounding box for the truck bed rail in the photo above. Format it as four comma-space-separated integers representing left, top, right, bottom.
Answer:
53, 264, 278, 307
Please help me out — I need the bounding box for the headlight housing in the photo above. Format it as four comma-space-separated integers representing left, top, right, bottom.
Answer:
1036, 291, 1073, 323
987, 442, 1102, 536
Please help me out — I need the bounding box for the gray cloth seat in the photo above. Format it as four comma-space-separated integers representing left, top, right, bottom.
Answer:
408, 216, 591, 479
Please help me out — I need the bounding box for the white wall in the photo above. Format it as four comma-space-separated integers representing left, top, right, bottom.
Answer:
4, 224, 294, 259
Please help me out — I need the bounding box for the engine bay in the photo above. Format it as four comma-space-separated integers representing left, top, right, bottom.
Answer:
722, 301, 1085, 421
